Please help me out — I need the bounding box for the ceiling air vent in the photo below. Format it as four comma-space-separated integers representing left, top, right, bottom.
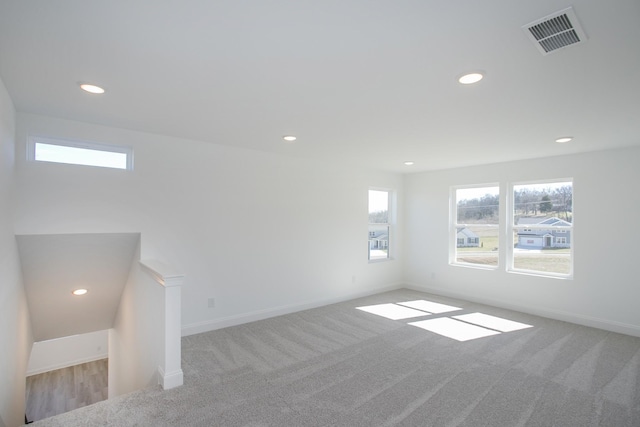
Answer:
523, 7, 587, 55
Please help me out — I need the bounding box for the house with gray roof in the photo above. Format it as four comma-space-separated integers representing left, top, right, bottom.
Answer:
517, 217, 571, 249
368, 229, 388, 251
456, 227, 480, 248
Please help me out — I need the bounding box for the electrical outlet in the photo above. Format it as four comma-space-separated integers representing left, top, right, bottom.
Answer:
208, 297, 216, 308
352, 275, 356, 284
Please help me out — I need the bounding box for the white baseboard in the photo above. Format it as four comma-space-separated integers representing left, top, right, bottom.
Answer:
158, 366, 183, 390
404, 282, 640, 338
181, 283, 404, 337
26, 354, 109, 377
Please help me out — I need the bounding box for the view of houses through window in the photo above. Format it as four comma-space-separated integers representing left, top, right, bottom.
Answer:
453, 185, 500, 267
511, 181, 573, 276
368, 189, 390, 261
451, 180, 573, 278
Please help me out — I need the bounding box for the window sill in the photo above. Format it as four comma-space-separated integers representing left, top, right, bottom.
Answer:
507, 269, 573, 280
450, 262, 498, 271
368, 257, 393, 264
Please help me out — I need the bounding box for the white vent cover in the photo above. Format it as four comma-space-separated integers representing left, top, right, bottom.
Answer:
523, 7, 587, 55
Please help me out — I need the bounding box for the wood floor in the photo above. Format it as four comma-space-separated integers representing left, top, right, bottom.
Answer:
25, 358, 108, 422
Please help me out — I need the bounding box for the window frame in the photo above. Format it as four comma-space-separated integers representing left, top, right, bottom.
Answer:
507, 178, 574, 279
450, 183, 501, 270
28, 135, 134, 170
368, 187, 393, 262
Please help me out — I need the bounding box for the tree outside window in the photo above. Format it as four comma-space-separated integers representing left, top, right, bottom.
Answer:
451, 185, 499, 268
511, 180, 573, 277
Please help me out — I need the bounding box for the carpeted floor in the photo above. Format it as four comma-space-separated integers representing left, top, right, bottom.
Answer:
29, 289, 640, 426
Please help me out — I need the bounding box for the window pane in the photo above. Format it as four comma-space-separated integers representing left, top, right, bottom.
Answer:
35, 142, 128, 169
456, 186, 499, 225
512, 181, 573, 276
453, 186, 499, 268
369, 224, 389, 260
513, 182, 572, 223
455, 226, 498, 267
369, 190, 389, 223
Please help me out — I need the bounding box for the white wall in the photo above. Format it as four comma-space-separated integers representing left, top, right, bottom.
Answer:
26, 330, 108, 376
14, 113, 404, 337
109, 246, 166, 398
404, 147, 640, 336
0, 79, 33, 427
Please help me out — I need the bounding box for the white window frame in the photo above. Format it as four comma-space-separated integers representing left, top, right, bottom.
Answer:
28, 135, 134, 170
508, 178, 573, 279
450, 183, 500, 270
368, 188, 394, 262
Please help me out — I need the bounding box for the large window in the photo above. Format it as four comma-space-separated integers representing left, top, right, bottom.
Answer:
369, 189, 391, 261
28, 136, 133, 170
451, 185, 500, 268
510, 180, 573, 277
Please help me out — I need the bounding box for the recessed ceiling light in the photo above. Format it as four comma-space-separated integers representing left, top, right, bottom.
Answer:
404, 161, 415, 166
458, 72, 484, 85
80, 83, 105, 94
72, 288, 88, 296
555, 136, 573, 143
283, 135, 297, 142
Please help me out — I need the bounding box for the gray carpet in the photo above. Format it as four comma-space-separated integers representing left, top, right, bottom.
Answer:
28, 289, 640, 426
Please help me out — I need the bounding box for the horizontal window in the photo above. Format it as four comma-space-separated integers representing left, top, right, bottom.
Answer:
29, 136, 133, 170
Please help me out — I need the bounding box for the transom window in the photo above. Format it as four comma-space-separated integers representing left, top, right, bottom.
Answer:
28, 136, 133, 170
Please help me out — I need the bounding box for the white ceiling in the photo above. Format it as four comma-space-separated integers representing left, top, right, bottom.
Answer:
0, 1, 639, 173
16, 233, 139, 342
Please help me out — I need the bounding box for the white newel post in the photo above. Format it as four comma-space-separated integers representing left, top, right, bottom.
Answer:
140, 259, 185, 390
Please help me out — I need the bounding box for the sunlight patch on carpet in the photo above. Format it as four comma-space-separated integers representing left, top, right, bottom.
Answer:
409, 317, 501, 341
356, 303, 431, 320
397, 300, 462, 314
356, 300, 533, 341
453, 313, 533, 332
